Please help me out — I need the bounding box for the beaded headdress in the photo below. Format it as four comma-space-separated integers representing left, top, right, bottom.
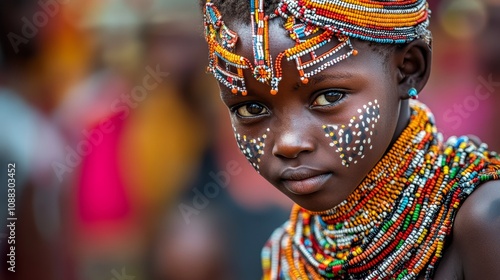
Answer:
203, 0, 431, 95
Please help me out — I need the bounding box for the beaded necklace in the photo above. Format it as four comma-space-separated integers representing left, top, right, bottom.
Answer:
262, 101, 500, 280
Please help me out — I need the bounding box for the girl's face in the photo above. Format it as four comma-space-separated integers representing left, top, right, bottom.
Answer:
220, 21, 406, 211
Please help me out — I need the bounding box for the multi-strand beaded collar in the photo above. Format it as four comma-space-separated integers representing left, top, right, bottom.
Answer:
203, 0, 431, 95
262, 101, 500, 280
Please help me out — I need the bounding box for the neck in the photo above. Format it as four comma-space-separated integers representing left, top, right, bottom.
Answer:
375, 99, 411, 169
391, 99, 411, 147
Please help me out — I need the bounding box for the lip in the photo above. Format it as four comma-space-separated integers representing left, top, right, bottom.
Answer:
280, 167, 332, 195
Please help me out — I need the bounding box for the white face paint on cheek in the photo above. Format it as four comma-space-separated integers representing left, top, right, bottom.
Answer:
233, 126, 270, 173
322, 99, 380, 167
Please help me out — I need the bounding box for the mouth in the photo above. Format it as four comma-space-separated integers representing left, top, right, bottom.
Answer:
280, 167, 332, 195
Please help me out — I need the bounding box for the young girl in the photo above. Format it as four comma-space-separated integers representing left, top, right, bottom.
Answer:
201, 0, 500, 279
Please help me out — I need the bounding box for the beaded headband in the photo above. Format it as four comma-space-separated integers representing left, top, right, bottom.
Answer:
203, 0, 431, 95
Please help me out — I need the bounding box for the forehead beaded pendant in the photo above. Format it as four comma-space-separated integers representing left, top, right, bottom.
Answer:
250, 0, 280, 95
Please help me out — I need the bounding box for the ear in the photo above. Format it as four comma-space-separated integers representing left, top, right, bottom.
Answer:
395, 39, 432, 99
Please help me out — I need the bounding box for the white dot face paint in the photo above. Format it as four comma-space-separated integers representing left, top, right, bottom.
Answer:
322, 100, 380, 167
233, 127, 270, 172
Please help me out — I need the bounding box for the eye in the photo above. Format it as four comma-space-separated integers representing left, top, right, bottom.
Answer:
234, 103, 269, 117
312, 90, 345, 106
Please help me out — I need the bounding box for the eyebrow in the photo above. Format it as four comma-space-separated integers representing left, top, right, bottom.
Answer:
220, 90, 249, 104
293, 72, 354, 90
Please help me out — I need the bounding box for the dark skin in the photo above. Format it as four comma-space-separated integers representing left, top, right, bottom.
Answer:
217, 19, 500, 279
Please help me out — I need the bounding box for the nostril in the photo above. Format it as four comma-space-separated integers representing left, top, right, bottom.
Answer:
272, 133, 314, 159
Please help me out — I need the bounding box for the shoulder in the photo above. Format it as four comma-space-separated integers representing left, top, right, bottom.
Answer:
453, 180, 500, 279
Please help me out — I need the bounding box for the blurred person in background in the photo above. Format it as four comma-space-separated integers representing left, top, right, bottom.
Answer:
51, 0, 218, 278
53, 1, 150, 278
0, 0, 94, 279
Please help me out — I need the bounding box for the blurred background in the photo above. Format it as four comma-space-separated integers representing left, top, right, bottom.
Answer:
0, 0, 498, 279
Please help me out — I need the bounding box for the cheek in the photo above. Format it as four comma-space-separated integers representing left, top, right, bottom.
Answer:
233, 126, 270, 172
322, 99, 380, 167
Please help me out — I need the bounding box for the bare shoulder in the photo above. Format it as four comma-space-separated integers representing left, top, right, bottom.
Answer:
453, 180, 500, 279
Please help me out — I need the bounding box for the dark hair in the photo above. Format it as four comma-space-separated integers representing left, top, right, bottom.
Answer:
367, 41, 404, 65
200, 0, 280, 24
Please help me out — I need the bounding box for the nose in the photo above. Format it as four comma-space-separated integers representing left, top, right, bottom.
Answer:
272, 126, 315, 159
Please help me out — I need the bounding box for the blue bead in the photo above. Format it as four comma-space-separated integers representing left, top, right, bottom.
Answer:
408, 88, 418, 98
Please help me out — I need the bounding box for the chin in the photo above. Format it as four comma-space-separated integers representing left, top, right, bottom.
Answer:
287, 191, 344, 213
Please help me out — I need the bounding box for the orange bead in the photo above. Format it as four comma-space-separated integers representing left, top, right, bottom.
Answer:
231, 88, 238, 94
270, 89, 278, 95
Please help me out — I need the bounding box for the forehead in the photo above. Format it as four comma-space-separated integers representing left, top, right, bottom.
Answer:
229, 19, 295, 61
